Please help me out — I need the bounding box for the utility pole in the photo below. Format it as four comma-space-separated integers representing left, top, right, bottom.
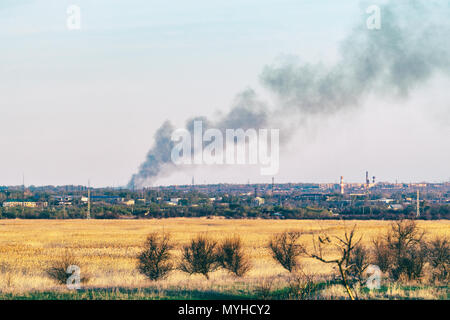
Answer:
87, 180, 91, 219
272, 177, 275, 196
63, 190, 67, 219
22, 173, 25, 215
416, 189, 420, 218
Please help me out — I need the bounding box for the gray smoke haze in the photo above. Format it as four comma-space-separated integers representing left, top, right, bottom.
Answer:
129, 0, 450, 188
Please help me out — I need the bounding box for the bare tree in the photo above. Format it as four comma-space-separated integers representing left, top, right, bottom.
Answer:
384, 220, 427, 281
305, 225, 361, 300
372, 237, 391, 273
268, 231, 304, 273
348, 243, 370, 286
427, 236, 449, 282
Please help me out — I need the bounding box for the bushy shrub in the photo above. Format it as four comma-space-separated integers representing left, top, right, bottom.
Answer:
372, 237, 391, 273
137, 232, 174, 281
287, 273, 320, 300
268, 231, 304, 273
348, 244, 370, 285
427, 236, 450, 282
373, 220, 427, 281
179, 235, 218, 279
216, 236, 251, 277
46, 253, 89, 285
254, 277, 275, 299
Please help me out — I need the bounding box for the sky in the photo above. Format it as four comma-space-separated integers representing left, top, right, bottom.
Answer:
1, 0, 449, 187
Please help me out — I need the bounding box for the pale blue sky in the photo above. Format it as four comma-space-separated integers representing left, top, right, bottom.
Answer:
1, 1, 449, 187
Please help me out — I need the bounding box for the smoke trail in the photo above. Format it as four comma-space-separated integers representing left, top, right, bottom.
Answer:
261, 1, 450, 116
129, 89, 270, 188
129, 121, 175, 189
129, 0, 450, 188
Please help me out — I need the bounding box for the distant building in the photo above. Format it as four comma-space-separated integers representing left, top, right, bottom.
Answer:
168, 198, 181, 205
378, 198, 394, 204
271, 212, 284, 219
389, 204, 404, 210
52, 195, 73, 206
2, 200, 47, 208
121, 199, 135, 206
252, 197, 265, 206
82, 196, 122, 204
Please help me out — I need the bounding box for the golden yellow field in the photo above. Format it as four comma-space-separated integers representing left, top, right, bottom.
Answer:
0, 218, 448, 299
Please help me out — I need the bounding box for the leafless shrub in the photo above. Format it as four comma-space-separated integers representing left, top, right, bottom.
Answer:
287, 273, 320, 300
137, 232, 174, 281
46, 253, 89, 285
216, 236, 251, 277
179, 235, 218, 279
0, 262, 15, 289
381, 220, 427, 281
372, 237, 391, 273
427, 236, 450, 282
348, 244, 370, 285
268, 231, 304, 273
254, 277, 275, 299
305, 225, 361, 300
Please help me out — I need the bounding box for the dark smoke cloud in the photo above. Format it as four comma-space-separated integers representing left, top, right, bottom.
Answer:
129, 121, 175, 188
129, 0, 450, 188
129, 89, 270, 188
261, 0, 450, 115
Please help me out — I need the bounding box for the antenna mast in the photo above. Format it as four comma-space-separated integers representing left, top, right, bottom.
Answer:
416, 189, 420, 218
22, 173, 25, 215
87, 180, 91, 219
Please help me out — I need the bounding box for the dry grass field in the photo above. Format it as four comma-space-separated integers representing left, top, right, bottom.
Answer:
0, 218, 448, 300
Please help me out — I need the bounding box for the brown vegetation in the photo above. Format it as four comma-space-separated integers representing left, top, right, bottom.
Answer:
268, 231, 304, 273
137, 232, 174, 281
179, 235, 218, 279
216, 236, 251, 277
0, 218, 448, 299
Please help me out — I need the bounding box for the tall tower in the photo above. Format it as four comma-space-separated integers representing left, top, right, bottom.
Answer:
22, 173, 25, 214
416, 189, 420, 218
272, 177, 275, 196
340, 176, 345, 195
87, 180, 91, 219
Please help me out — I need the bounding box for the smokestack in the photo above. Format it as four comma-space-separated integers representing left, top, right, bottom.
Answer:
340, 176, 345, 195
